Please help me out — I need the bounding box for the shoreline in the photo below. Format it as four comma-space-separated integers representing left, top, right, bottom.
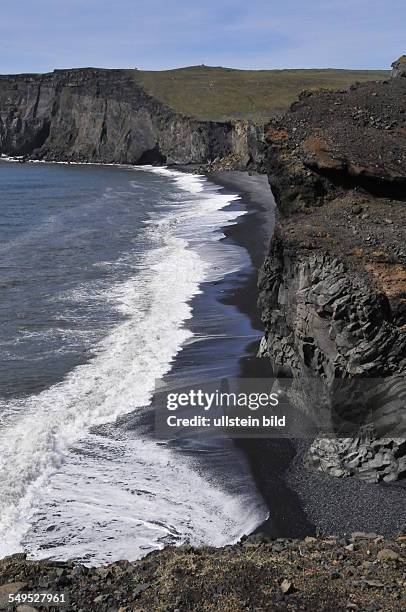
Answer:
205, 171, 316, 538
0, 162, 268, 564
2, 160, 404, 558
1, 160, 403, 612
2, 166, 404, 610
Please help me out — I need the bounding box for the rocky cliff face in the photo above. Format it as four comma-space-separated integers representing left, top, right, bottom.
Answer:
0, 68, 257, 166
259, 63, 406, 483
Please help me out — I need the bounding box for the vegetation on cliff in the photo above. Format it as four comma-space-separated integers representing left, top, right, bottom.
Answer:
133, 65, 389, 121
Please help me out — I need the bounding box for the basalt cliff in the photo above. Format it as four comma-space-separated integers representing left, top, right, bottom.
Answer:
0, 68, 261, 167
259, 59, 406, 483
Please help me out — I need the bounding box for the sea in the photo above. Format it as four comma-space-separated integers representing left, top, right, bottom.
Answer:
0, 160, 269, 565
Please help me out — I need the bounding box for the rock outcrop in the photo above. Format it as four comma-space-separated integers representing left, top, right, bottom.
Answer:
391, 55, 406, 79
0, 68, 260, 166
259, 69, 406, 483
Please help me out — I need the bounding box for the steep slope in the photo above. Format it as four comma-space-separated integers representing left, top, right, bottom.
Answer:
259, 62, 406, 483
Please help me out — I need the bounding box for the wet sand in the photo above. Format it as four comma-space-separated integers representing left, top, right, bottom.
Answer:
208, 171, 315, 538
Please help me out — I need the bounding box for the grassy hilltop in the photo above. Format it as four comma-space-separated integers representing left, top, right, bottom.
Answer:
132, 65, 389, 122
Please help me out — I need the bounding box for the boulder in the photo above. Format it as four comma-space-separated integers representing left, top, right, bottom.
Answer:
391, 56, 406, 78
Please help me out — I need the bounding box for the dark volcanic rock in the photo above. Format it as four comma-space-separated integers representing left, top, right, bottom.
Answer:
265, 76, 406, 210
259, 68, 406, 483
0, 68, 260, 166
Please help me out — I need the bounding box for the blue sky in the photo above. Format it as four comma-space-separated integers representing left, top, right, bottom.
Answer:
1, 0, 405, 73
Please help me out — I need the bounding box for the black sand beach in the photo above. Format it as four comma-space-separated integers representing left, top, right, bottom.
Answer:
135, 168, 316, 543
207, 172, 315, 538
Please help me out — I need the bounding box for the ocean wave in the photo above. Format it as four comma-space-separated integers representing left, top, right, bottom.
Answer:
0, 166, 268, 563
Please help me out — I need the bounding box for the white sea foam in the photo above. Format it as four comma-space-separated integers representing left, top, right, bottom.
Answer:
140, 166, 205, 193
24, 434, 266, 564
0, 166, 268, 563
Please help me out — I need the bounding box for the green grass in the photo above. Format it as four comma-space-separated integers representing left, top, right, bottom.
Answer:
132, 65, 389, 122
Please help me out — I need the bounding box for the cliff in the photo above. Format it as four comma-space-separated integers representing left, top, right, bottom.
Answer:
0, 68, 260, 167
259, 63, 406, 483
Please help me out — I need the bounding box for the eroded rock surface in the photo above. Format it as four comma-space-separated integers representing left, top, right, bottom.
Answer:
259, 67, 406, 483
